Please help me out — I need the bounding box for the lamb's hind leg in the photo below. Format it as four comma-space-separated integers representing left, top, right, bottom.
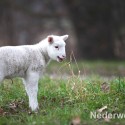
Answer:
23, 72, 39, 111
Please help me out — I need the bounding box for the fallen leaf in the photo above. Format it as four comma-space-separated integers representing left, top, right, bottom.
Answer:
104, 117, 111, 122
9, 102, 17, 109
70, 116, 81, 125
101, 82, 110, 92
0, 107, 4, 115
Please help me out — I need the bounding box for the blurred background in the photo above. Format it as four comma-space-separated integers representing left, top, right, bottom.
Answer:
0, 0, 125, 60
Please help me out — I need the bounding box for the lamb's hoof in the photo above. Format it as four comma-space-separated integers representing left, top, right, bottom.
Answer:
34, 108, 39, 114
28, 107, 39, 115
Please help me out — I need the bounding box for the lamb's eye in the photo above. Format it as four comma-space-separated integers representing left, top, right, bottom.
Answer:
55, 46, 59, 49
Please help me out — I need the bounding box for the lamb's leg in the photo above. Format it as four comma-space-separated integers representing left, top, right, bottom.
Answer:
23, 72, 39, 111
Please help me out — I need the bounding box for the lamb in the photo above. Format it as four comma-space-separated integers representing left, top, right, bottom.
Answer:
0, 35, 68, 111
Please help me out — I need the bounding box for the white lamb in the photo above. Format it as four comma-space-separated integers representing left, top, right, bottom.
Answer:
0, 35, 68, 111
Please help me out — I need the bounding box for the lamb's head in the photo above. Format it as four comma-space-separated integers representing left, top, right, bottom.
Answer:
47, 35, 68, 62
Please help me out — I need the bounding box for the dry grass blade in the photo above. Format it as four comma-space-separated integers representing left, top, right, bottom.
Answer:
97, 106, 107, 113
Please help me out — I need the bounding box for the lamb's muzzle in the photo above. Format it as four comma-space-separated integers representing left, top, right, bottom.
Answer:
57, 55, 66, 62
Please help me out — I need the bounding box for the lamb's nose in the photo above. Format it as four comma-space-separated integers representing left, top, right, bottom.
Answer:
62, 55, 66, 58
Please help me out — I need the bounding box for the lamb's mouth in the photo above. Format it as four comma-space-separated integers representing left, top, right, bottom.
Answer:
57, 56, 64, 62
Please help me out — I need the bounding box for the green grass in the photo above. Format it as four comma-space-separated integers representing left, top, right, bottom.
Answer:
47, 60, 125, 76
0, 61, 125, 124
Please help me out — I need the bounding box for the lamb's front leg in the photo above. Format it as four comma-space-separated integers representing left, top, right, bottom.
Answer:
23, 72, 39, 111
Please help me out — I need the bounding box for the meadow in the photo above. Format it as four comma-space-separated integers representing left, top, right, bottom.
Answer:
0, 60, 125, 125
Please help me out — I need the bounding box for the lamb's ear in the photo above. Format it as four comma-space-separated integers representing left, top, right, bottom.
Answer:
48, 36, 53, 44
61, 35, 69, 41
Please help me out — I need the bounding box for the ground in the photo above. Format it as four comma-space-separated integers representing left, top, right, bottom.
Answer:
0, 60, 125, 125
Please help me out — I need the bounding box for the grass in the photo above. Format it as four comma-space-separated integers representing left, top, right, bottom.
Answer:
47, 60, 125, 76
0, 60, 125, 124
